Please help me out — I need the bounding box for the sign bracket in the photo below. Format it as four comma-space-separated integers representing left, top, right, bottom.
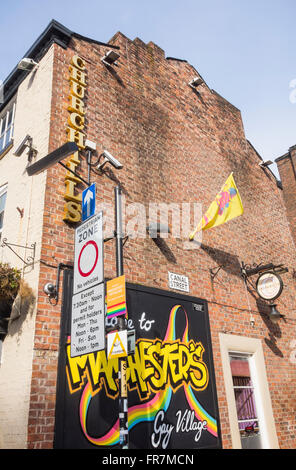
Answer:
104, 232, 129, 246
241, 261, 288, 279
1, 238, 36, 267
58, 160, 90, 187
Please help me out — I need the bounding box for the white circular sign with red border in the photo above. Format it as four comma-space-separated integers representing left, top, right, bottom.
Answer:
73, 212, 104, 294
78, 240, 99, 277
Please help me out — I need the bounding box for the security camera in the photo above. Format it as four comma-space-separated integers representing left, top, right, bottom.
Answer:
17, 58, 38, 71
14, 135, 32, 157
259, 160, 273, 167
101, 50, 120, 66
84, 139, 97, 151
43, 283, 57, 297
189, 77, 204, 88
97, 150, 123, 170
146, 222, 171, 238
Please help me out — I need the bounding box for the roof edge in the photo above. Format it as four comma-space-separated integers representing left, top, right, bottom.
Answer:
1, 19, 73, 111
247, 140, 282, 189
275, 153, 290, 163
0, 19, 120, 112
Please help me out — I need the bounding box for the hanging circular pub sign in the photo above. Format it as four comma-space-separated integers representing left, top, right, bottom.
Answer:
256, 271, 283, 301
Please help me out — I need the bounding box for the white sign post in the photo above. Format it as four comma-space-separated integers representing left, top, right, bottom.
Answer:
73, 211, 104, 295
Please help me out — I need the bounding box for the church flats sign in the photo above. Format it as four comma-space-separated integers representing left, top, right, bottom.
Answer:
64, 54, 88, 223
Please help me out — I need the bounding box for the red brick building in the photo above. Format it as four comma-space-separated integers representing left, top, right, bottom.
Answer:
276, 145, 296, 244
0, 20, 295, 450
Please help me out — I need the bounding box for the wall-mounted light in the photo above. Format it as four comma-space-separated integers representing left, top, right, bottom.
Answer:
17, 58, 38, 72
26, 141, 94, 187
259, 160, 273, 167
189, 77, 204, 89
146, 222, 171, 238
101, 50, 120, 66
269, 303, 284, 323
26, 142, 78, 176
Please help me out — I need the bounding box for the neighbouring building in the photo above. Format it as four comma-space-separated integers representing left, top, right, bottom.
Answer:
0, 20, 295, 450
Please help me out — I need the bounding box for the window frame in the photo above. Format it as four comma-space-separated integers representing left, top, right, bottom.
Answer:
0, 100, 16, 156
219, 333, 279, 449
0, 183, 7, 241
229, 352, 260, 437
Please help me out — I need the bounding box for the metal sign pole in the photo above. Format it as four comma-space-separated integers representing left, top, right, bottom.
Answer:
115, 186, 128, 449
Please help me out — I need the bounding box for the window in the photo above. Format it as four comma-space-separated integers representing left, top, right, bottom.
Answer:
219, 333, 279, 449
0, 184, 7, 241
0, 101, 15, 154
229, 352, 261, 449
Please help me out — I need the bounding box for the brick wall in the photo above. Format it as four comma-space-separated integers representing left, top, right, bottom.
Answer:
276, 146, 296, 244
27, 34, 296, 449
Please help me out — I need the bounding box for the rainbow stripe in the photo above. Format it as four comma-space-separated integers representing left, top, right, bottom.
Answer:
80, 382, 119, 446
128, 386, 172, 429
79, 380, 172, 446
184, 385, 217, 436
77, 304, 218, 445
107, 301, 127, 318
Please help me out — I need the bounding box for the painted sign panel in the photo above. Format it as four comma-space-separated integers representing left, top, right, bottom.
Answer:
73, 211, 104, 295
55, 284, 221, 449
106, 275, 127, 318
71, 282, 105, 357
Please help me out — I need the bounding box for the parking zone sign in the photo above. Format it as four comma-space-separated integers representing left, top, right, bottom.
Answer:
73, 211, 104, 295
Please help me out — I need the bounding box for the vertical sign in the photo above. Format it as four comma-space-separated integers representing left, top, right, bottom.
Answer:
82, 183, 96, 222
71, 282, 105, 357
106, 275, 127, 318
71, 211, 105, 357
73, 211, 104, 295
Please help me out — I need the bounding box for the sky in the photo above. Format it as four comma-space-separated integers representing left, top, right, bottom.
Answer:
0, 0, 295, 179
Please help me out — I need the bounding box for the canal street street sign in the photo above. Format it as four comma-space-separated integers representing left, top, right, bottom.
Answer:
168, 271, 190, 293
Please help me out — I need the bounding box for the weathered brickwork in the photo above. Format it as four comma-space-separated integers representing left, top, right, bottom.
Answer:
276, 146, 296, 245
27, 33, 296, 449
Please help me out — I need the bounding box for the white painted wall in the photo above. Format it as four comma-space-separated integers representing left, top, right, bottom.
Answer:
0, 45, 54, 448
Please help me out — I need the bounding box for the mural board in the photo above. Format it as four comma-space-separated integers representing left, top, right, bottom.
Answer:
55, 283, 221, 449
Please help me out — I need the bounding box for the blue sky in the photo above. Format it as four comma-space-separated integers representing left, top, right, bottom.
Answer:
1, 0, 295, 178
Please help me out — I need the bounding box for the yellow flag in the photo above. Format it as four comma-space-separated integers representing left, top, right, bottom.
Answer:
189, 173, 243, 240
